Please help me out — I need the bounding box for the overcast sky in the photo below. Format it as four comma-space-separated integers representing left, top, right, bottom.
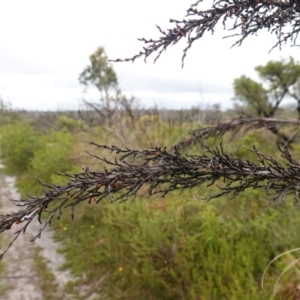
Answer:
1, 0, 300, 111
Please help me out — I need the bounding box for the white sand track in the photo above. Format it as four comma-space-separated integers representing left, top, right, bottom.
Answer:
0, 167, 75, 299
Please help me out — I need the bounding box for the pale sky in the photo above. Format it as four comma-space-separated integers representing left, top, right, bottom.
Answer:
1, 0, 300, 111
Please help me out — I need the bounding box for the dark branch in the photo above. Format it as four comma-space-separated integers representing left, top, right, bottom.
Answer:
172, 116, 300, 150
1, 132, 300, 260
110, 0, 300, 67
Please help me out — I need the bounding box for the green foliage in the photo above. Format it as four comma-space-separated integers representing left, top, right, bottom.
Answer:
78, 46, 136, 127
233, 57, 300, 117
31, 130, 74, 181
0, 122, 42, 174
3, 117, 300, 299
228, 131, 274, 160
57, 115, 85, 133
54, 190, 300, 300
79, 46, 118, 95
17, 129, 76, 196
0, 121, 76, 196
255, 57, 300, 90
233, 76, 268, 117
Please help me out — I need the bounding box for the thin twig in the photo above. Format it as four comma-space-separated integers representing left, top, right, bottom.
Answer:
1, 134, 300, 260
110, 0, 300, 67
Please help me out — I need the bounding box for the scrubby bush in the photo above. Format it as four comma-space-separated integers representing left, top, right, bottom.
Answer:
0, 122, 42, 174
53, 190, 300, 300
17, 129, 76, 196
0, 121, 76, 196
57, 115, 85, 133
2, 117, 300, 299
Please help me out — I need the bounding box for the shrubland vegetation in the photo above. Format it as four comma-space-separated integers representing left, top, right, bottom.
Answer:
1, 104, 300, 299
2, 0, 300, 298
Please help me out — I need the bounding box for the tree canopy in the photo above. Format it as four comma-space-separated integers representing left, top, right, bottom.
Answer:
79, 46, 118, 97
78, 46, 136, 126
233, 57, 300, 118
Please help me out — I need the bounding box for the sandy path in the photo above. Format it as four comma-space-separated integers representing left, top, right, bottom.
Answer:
0, 163, 75, 299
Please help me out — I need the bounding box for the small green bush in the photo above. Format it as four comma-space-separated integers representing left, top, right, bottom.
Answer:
57, 115, 85, 133
3, 119, 300, 299
0, 122, 42, 174
17, 129, 76, 196
54, 191, 300, 300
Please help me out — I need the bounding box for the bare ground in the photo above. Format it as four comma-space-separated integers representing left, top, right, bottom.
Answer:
0, 163, 76, 299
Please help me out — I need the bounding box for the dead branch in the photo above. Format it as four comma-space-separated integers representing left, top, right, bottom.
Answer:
110, 0, 300, 67
172, 116, 300, 150
1, 137, 300, 260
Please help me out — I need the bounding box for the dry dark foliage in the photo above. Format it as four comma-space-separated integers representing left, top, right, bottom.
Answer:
173, 116, 300, 150
111, 0, 300, 67
1, 117, 300, 260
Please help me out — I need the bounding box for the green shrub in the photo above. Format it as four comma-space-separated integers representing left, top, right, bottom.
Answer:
54, 191, 300, 300
16, 129, 76, 196
57, 115, 85, 133
0, 122, 42, 174
3, 120, 300, 299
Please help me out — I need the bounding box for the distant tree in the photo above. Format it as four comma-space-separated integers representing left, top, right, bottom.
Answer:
79, 46, 118, 99
233, 58, 300, 144
233, 58, 300, 118
287, 75, 300, 119
78, 46, 118, 125
79, 46, 137, 126
233, 76, 269, 117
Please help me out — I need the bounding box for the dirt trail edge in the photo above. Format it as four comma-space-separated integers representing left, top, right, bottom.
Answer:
0, 162, 76, 299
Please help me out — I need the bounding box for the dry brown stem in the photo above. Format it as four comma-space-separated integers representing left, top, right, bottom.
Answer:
173, 116, 300, 150
1, 123, 300, 260
111, 0, 300, 67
